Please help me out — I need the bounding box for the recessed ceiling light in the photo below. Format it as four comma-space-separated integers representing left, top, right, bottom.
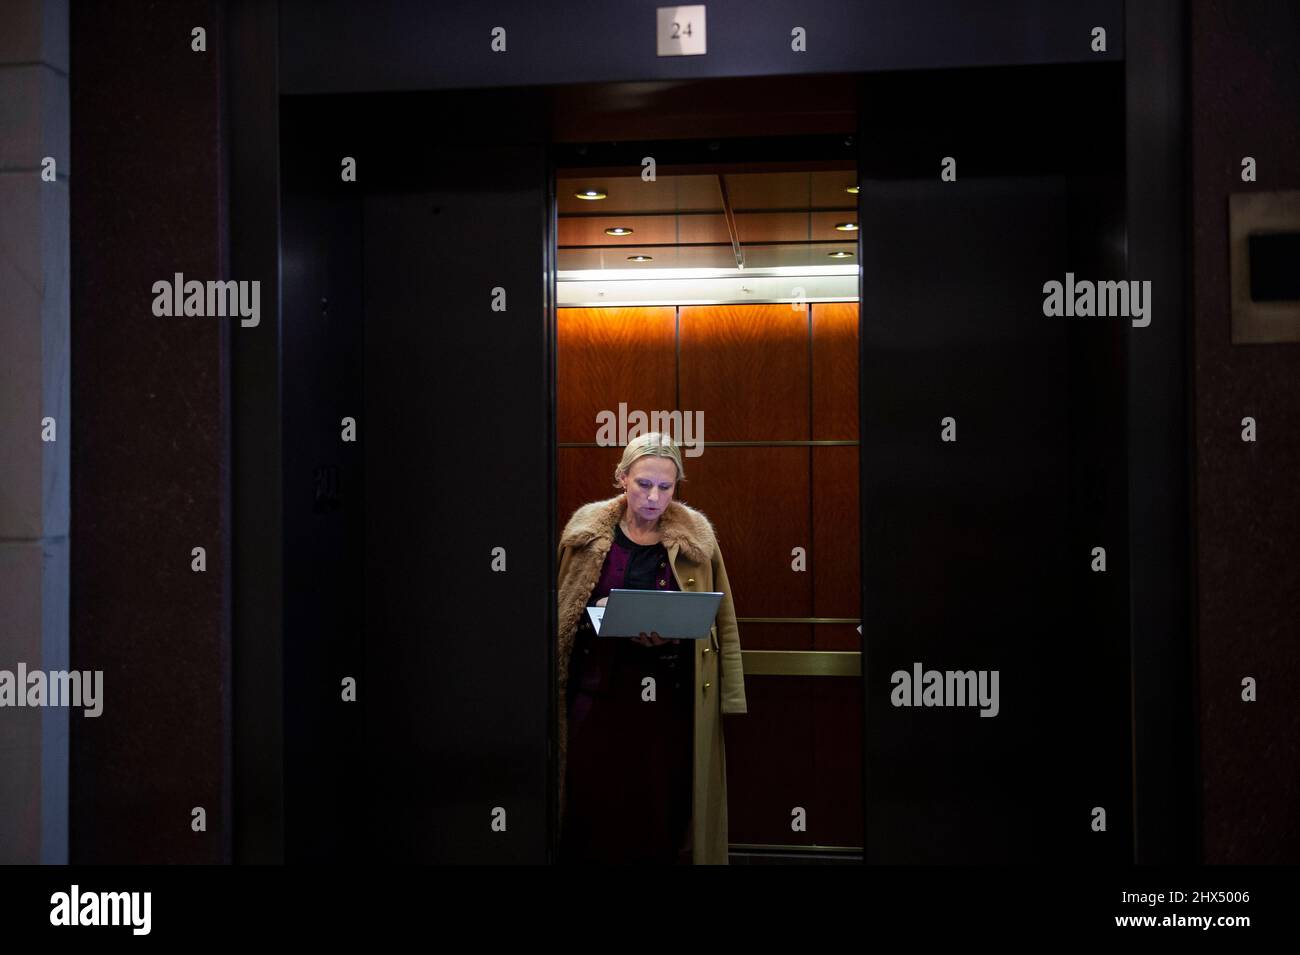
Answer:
835, 222, 858, 231
627, 255, 653, 262
827, 251, 854, 258
576, 189, 607, 200
845, 185, 859, 195
605, 227, 633, 236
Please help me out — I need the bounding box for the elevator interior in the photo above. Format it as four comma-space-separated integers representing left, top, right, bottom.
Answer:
554, 140, 866, 855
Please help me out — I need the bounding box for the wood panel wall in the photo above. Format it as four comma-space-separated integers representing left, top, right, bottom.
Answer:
558, 302, 862, 848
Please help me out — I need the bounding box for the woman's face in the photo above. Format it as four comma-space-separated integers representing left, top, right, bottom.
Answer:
619, 456, 678, 522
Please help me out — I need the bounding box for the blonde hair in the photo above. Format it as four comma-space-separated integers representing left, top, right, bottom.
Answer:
613, 432, 687, 488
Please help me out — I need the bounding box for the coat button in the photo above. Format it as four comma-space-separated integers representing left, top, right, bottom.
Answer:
687, 578, 695, 585
702, 647, 711, 654
658, 579, 666, 586
703, 682, 712, 690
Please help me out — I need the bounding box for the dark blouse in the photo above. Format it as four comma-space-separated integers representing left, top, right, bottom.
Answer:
617, 524, 669, 589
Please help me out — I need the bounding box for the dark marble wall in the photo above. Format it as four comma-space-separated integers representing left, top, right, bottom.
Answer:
69, 0, 230, 862
1190, 0, 1300, 863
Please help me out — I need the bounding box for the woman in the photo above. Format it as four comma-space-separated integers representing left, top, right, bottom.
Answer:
556, 432, 747, 864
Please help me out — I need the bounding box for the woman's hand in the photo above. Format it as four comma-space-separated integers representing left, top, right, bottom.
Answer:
634, 631, 682, 647
634, 630, 668, 647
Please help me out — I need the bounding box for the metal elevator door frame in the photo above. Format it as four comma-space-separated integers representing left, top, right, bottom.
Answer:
230, 0, 1191, 865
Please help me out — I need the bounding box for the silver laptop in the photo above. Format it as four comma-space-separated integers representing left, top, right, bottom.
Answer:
592, 588, 724, 639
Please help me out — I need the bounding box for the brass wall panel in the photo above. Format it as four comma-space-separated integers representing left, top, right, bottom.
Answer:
741, 650, 861, 677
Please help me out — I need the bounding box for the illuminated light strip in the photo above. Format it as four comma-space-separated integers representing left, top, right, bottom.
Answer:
557, 265, 858, 282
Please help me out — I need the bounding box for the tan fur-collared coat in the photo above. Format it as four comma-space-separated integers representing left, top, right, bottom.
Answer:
557, 494, 747, 864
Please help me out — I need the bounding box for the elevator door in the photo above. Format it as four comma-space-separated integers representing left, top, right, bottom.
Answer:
362, 101, 553, 863
282, 89, 555, 863
857, 66, 1132, 862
